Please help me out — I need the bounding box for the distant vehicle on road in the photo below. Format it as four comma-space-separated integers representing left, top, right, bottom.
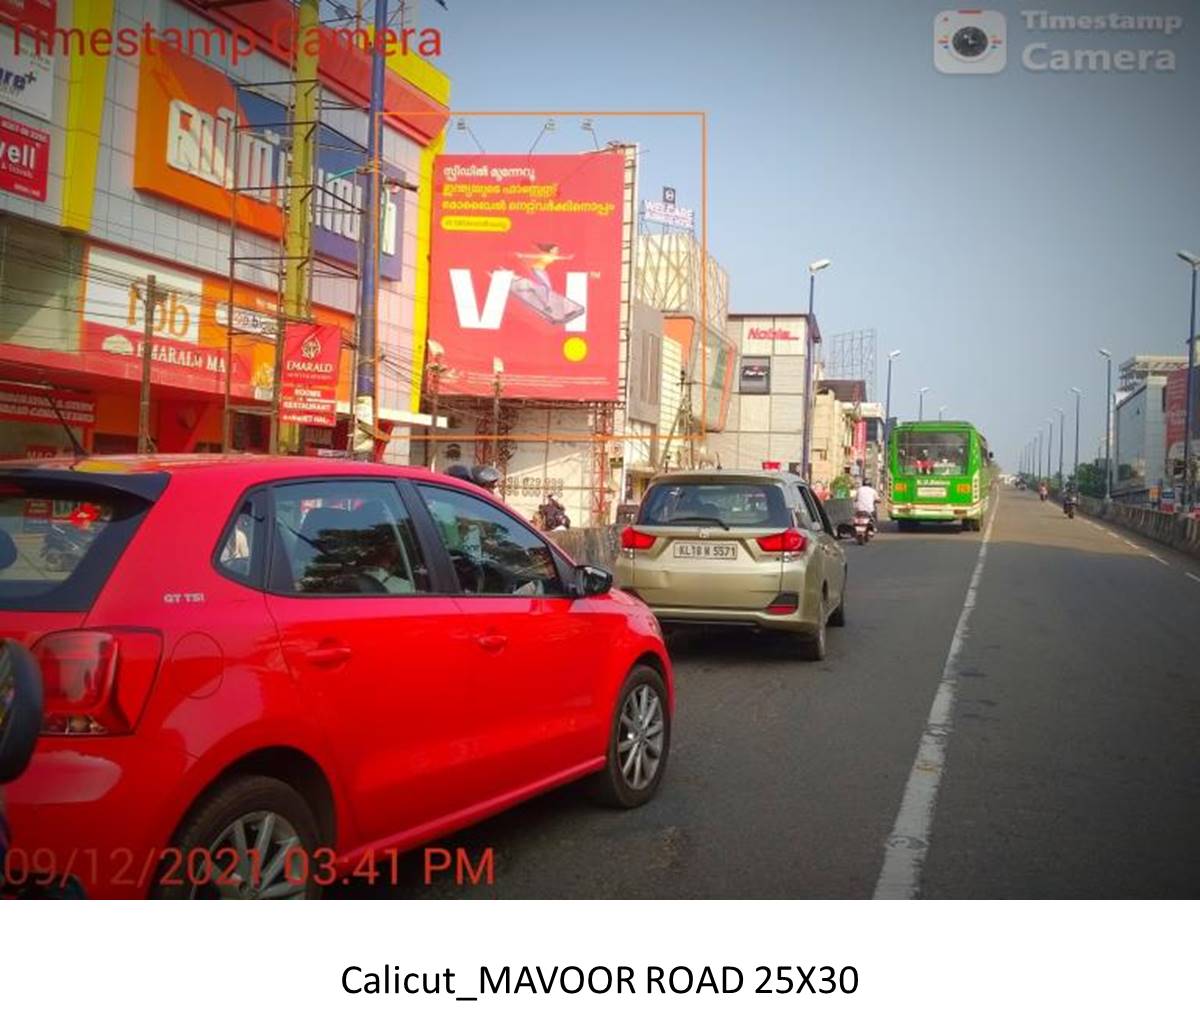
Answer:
615, 469, 847, 660
888, 420, 993, 532
0, 455, 672, 898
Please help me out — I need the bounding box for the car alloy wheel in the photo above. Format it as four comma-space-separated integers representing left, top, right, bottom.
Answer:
618, 683, 665, 791
191, 809, 307, 900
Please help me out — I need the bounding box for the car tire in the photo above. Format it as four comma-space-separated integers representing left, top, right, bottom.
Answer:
152, 775, 323, 900
828, 581, 846, 627
799, 597, 828, 661
589, 665, 670, 809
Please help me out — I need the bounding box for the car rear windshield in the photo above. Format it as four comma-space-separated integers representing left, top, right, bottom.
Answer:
639, 481, 791, 529
0, 479, 155, 612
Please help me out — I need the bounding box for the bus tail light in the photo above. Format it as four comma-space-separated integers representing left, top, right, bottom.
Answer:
956, 483, 972, 495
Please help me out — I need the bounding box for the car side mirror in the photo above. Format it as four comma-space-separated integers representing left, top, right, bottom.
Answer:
572, 564, 613, 598
0, 641, 42, 784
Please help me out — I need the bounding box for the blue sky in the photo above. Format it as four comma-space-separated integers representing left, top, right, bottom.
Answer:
425, 0, 1200, 469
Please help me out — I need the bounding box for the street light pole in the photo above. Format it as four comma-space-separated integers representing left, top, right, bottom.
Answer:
1056, 408, 1065, 485
917, 386, 930, 421
1099, 348, 1113, 500
801, 258, 831, 481
1177, 251, 1199, 510
1047, 417, 1054, 488
1038, 428, 1044, 481
1070, 388, 1082, 485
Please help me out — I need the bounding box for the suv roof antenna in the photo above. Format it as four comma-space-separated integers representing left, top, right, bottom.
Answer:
37, 381, 89, 459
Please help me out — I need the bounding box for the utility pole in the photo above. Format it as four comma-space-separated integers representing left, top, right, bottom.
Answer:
269, 0, 319, 455
137, 274, 160, 454
491, 356, 504, 471
354, 0, 390, 457
1099, 348, 1113, 500
426, 341, 446, 470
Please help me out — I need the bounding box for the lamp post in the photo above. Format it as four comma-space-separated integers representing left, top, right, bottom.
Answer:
1177, 250, 1199, 510
1037, 427, 1044, 481
1098, 348, 1113, 500
1069, 388, 1082, 485
1055, 407, 1065, 486
884, 349, 900, 442
1046, 417, 1054, 489
917, 386, 930, 421
801, 258, 831, 481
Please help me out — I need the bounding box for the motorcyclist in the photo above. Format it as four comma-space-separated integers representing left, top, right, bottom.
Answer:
854, 479, 879, 531
538, 493, 571, 532
1038, 481, 1048, 501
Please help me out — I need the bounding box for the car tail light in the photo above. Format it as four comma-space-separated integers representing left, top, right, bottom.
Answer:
620, 526, 656, 550
34, 630, 163, 736
755, 528, 807, 553
766, 592, 800, 614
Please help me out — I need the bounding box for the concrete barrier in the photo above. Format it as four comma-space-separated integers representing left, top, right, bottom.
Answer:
1077, 495, 1200, 558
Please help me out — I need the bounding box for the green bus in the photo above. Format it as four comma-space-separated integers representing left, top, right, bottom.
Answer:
887, 420, 993, 532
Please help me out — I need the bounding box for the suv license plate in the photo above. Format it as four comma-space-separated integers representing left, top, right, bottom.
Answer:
672, 542, 738, 560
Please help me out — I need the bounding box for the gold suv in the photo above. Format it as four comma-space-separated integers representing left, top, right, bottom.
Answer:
615, 470, 847, 660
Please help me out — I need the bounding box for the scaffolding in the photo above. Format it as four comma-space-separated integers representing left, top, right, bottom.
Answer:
822, 328, 878, 400
221, 77, 367, 455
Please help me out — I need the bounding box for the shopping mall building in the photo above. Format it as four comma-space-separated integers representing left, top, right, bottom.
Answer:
0, 0, 448, 459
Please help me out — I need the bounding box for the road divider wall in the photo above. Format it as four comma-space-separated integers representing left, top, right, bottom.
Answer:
1078, 496, 1200, 558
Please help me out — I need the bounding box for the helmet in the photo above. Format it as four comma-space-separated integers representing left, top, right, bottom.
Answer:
471, 465, 501, 491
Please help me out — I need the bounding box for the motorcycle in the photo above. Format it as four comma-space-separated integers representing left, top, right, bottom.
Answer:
40, 521, 89, 572
1038, 484, 1048, 502
852, 510, 875, 545
1063, 494, 1077, 519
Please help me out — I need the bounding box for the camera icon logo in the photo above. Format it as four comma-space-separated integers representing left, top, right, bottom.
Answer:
934, 9, 1006, 74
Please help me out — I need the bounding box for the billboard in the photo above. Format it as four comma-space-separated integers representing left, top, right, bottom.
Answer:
427, 152, 625, 400
279, 323, 342, 427
0, 0, 55, 36
0, 24, 54, 120
80, 245, 353, 403
133, 46, 404, 279
1164, 365, 1199, 464
0, 114, 48, 201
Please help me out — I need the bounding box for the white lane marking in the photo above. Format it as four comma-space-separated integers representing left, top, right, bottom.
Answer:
1124, 540, 1142, 551
1147, 553, 1170, 567
1188, 573, 1200, 585
873, 500, 996, 900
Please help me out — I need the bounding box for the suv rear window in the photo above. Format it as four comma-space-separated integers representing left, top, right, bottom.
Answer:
639, 481, 791, 529
0, 481, 154, 612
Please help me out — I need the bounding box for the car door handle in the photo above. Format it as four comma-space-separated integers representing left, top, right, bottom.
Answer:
306, 644, 352, 667
476, 634, 508, 653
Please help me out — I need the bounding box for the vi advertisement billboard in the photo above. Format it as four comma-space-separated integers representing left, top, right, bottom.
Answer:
427, 152, 625, 400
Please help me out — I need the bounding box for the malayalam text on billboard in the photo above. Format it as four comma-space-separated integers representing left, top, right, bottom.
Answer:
427, 152, 625, 401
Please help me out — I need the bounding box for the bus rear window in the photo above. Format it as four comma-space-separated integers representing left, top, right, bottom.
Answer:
896, 432, 970, 476
0, 483, 152, 612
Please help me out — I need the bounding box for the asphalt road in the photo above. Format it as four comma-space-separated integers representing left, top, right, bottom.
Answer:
347, 488, 1200, 899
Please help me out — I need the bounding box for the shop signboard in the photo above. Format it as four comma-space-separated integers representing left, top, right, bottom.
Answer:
853, 418, 867, 464
642, 199, 694, 231
0, 0, 55, 36
0, 23, 54, 120
0, 384, 94, 426
428, 152, 625, 400
279, 323, 343, 427
134, 46, 404, 279
0, 113, 48, 200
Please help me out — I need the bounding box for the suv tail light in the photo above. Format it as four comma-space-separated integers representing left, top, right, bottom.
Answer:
34, 630, 163, 736
755, 528, 807, 553
620, 526, 656, 550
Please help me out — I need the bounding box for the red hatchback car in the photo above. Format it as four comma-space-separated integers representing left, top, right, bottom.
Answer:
0, 456, 672, 898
